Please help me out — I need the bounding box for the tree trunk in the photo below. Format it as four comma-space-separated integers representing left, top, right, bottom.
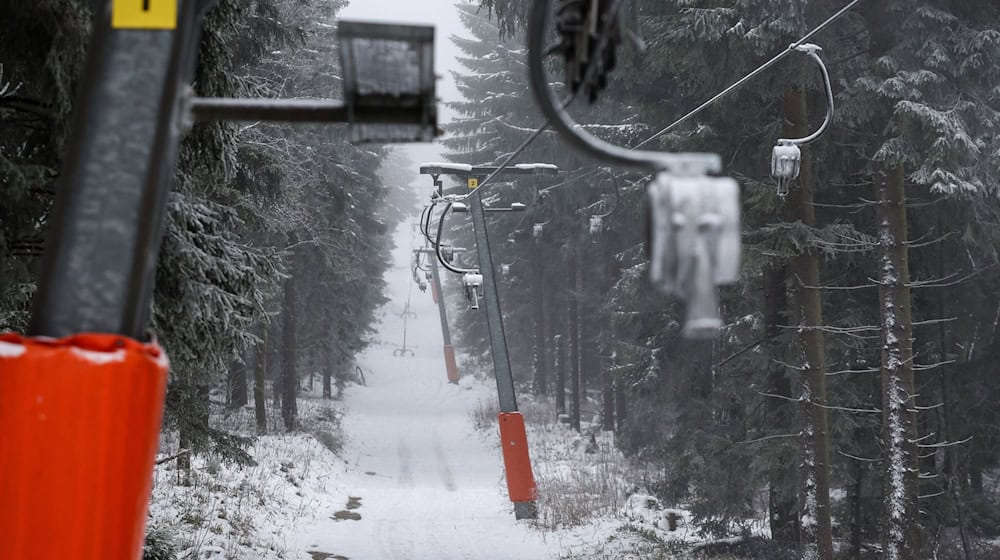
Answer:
614, 373, 626, 428
227, 357, 248, 409
555, 334, 566, 417
783, 89, 834, 560
281, 244, 298, 432
254, 329, 267, 435
851, 461, 864, 560
569, 249, 582, 432
323, 364, 333, 399
764, 264, 799, 543
177, 385, 192, 485
533, 242, 549, 395
877, 164, 920, 560
269, 318, 282, 408
601, 355, 614, 431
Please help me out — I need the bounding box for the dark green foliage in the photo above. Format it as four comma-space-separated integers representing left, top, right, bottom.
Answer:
143, 525, 178, 560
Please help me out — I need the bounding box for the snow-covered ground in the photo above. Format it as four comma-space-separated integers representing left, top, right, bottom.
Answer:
149, 223, 730, 559
291, 226, 556, 559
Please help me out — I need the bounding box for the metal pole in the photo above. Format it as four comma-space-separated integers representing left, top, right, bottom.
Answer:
469, 188, 518, 412
429, 257, 461, 383
468, 184, 537, 519
30, 0, 211, 338
430, 257, 452, 347
3, 2, 213, 557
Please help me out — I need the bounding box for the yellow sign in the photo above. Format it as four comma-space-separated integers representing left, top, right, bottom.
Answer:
113, 0, 178, 30
468, 178, 479, 190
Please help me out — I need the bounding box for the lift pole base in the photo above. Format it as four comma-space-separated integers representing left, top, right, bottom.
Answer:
444, 344, 460, 384
0, 333, 168, 559
498, 412, 538, 519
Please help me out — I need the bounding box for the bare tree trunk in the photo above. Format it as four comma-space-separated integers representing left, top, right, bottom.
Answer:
850, 460, 864, 559
877, 164, 920, 560
533, 242, 549, 395
614, 373, 626, 428
254, 329, 267, 434
601, 355, 614, 431
569, 249, 582, 432
555, 334, 566, 418
323, 364, 333, 399
781, 88, 834, 560
227, 358, 248, 409
765, 264, 798, 543
177, 389, 192, 485
281, 242, 298, 432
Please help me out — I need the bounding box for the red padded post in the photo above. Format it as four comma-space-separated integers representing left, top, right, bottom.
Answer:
498, 411, 537, 503
0, 333, 169, 559
444, 344, 460, 383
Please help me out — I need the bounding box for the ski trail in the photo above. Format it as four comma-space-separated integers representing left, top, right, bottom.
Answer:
433, 430, 458, 492
397, 439, 413, 487
298, 223, 555, 560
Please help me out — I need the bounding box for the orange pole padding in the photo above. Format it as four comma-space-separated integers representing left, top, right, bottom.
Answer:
431, 280, 440, 304
444, 344, 460, 384
497, 412, 537, 503
0, 333, 169, 560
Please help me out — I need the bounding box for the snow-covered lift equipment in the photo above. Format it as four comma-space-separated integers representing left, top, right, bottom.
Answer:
588, 174, 622, 242
529, 0, 735, 339
393, 301, 417, 357
414, 246, 462, 383
463, 273, 484, 310
770, 44, 835, 196
532, 191, 555, 242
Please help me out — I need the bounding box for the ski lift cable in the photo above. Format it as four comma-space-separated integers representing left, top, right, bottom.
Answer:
457, 0, 861, 205
522, 0, 860, 196
634, 0, 861, 150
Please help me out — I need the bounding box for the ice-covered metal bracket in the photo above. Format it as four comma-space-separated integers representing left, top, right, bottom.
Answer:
648, 173, 741, 339
770, 43, 834, 196
463, 273, 484, 310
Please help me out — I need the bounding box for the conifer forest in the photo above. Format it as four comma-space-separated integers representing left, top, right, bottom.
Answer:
2, 1, 1000, 559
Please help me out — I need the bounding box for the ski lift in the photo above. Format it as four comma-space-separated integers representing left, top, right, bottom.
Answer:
588, 173, 622, 242
770, 44, 835, 197
528, 3, 734, 338
647, 174, 741, 339
394, 302, 418, 356
418, 281, 428, 292
425, 271, 432, 281
532, 191, 555, 243
463, 273, 483, 310
533, 223, 544, 240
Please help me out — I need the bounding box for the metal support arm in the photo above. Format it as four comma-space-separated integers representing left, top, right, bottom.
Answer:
527, 0, 720, 175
